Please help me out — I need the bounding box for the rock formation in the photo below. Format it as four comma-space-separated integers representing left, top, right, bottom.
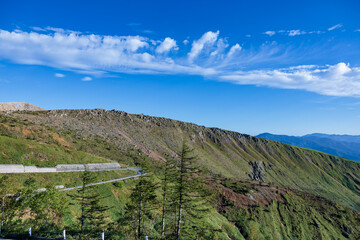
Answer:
0, 102, 45, 111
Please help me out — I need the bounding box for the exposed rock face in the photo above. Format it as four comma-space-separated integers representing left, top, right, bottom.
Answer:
249, 161, 266, 181
0, 102, 45, 111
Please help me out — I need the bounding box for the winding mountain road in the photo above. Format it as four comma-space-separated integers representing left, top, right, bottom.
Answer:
59, 167, 146, 191
3, 166, 146, 196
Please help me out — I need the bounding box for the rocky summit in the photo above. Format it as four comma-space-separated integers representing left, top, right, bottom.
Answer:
0, 102, 45, 111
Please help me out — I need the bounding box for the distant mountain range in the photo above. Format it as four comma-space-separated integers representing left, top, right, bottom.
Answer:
257, 133, 360, 162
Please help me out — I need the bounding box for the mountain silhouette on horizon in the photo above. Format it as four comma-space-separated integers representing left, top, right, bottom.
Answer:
257, 132, 360, 162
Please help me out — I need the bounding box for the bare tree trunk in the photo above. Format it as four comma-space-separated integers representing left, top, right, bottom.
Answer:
161, 169, 168, 238
161, 196, 166, 238
1, 196, 5, 233
176, 150, 185, 240
81, 184, 85, 232
137, 202, 142, 238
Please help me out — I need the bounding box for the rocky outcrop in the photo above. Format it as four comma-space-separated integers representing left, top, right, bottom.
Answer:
0, 102, 45, 111
249, 161, 266, 181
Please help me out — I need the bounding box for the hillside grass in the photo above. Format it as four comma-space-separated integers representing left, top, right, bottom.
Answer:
0, 135, 116, 167
0, 170, 136, 192
0, 110, 359, 239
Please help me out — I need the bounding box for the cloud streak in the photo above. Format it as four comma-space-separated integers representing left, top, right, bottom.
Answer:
328, 24, 343, 31
55, 73, 65, 77
264, 31, 276, 36
0, 28, 359, 97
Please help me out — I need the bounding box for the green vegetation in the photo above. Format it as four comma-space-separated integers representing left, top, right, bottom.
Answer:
0, 170, 135, 192
0, 110, 359, 239
68, 171, 110, 235
0, 135, 113, 167
220, 183, 360, 240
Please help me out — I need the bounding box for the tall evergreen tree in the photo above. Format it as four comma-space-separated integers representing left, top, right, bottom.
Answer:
159, 158, 177, 239
0, 176, 17, 235
30, 185, 69, 231
172, 142, 212, 239
122, 174, 158, 239
68, 170, 110, 234
0, 176, 9, 235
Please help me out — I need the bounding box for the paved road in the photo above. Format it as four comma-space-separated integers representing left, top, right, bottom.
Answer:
59, 167, 146, 191
7, 167, 146, 196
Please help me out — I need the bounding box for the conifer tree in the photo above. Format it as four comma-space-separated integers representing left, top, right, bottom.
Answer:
0, 176, 13, 235
68, 170, 110, 234
0, 178, 36, 234
172, 142, 212, 239
30, 185, 69, 231
123, 174, 158, 239
159, 158, 177, 239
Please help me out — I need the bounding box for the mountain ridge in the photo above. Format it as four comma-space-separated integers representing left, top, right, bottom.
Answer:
1, 108, 359, 239
2, 108, 359, 211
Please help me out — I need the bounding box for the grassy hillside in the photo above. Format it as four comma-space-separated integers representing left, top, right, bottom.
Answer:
4, 109, 359, 210
217, 178, 359, 240
0, 135, 117, 167
0, 170, 136, 191
0, 110, 359, 239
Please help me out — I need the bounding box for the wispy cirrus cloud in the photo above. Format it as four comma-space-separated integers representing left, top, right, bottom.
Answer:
264, 29, 322, 37
264, 31, 276, 36
328, 24, 343, 31
221, 63, 360, 97
81, 76, 92, 81
288, 30, 306, 36
55, 73, 65, 78
0, 27, 359, 97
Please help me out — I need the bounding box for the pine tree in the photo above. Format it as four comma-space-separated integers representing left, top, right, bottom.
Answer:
172, 142, 212, 239
68, 170, 110, 234
0, 177, 37, 235
0, 176, 11, 235
123, 174, 158, 239
159, 158, 177, 239
30, 185, 69, 231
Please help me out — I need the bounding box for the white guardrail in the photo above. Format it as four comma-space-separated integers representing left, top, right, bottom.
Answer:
0, 163, 123, 173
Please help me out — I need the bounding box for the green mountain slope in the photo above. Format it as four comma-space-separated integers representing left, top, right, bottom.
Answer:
0, 109, 359, 239
218, 179, 359, 240
5, 109, 358, 210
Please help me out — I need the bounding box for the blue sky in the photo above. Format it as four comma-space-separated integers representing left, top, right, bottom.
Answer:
0, 0, 360, 135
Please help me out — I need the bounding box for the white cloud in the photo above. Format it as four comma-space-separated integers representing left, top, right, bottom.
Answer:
0, 27, 360, 97
55, 73, 65, 77
288, 30, 306, 36
355, 29, 360, 32
183, 39, 189, 45
309, 30, 323, 34
156, 37, 178, 54
245, 34, 251, 38
264, 31, 276, 36
188, 31, 219, 62
328, 24, 343, 31
81, 76, 92, 81
220, 63, 360, 97
31, 26, 46, 32
227, 44, 242, 58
